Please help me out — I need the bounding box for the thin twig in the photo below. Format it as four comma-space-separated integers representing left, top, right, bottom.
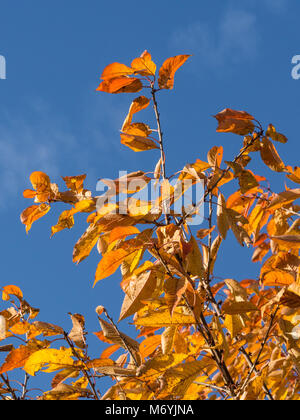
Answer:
239, 347, 274, 400
63, 332, 100, 401
238, 306, 279, 398
0, 374, 18, 400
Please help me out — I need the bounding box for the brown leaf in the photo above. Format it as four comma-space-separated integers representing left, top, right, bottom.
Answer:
68, 314, 86, 349
214, 109, 255, 135
260, 137, 286, 172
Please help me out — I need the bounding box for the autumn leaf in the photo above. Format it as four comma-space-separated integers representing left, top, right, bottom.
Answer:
97, 77, 143, 94
158, 55, 191, 90
20, 204, 51, 233
62, 174, 86, 193
122, 96, 150, 131
100, 62, 134, 80
109, 226, 140, 243
51, 210, 74, 236
131, 50, 156, 77
260, 137, 286, 172
120, 129, 159, 152
24, 348, 74, 376
266, 124, 288, 144
2, 285, 23, 302
0, 341, 49, 375
214, 109, 255, 136
217, 193, 230, 239
68, 314, 86, 349
222, 300, 259, 315
119, 267, 164, 321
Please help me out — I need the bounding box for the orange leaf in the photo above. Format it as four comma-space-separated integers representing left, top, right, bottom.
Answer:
109, 226, 140, 243
122, 96, 150, 131
2, 286, 23, 302
158, 55, 191, 90
94, 246, 140, 285
30, 171, 51, 191
260, 137, 285, 172
131, 50, 156, 76
62, 175, 86, 193
100, 62, 134, 80
97, 77, 143, 94
266, 124, 288, 144
214, 108, 255, 136
120, 125, 159, 152
51, 210, 74, 237
20, 204, 51, 233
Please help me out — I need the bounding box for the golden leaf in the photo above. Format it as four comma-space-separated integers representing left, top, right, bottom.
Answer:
24, 348, 74, 376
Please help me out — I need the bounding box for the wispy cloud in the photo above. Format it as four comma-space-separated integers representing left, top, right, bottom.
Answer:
171, 8, 259, 75
0, 93, 131, 209
0, 101, 76, 208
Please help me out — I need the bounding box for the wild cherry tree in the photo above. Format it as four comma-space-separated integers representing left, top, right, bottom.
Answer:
0, 50, 300, 400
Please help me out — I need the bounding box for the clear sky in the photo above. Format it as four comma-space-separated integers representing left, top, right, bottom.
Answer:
0, 0, 299, 388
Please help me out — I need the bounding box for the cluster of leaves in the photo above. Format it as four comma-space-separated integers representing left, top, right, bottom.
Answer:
1, 51, 300, 400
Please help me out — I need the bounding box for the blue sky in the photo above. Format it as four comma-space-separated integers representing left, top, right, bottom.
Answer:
0, 0, 299, 390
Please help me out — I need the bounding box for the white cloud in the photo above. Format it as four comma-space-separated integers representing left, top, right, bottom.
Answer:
0, 102, 76, 208
171, 8, 258, 74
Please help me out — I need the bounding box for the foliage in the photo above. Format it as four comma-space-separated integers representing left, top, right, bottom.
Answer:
1, 50, 300, 400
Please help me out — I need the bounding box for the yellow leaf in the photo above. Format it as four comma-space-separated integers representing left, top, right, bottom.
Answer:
135, 308, 196, 328
224, 314, 245, 337
24, 348, 74, 376
161, 326, 177, 355
0, 341, 49, 374
158, 55, 191, 90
